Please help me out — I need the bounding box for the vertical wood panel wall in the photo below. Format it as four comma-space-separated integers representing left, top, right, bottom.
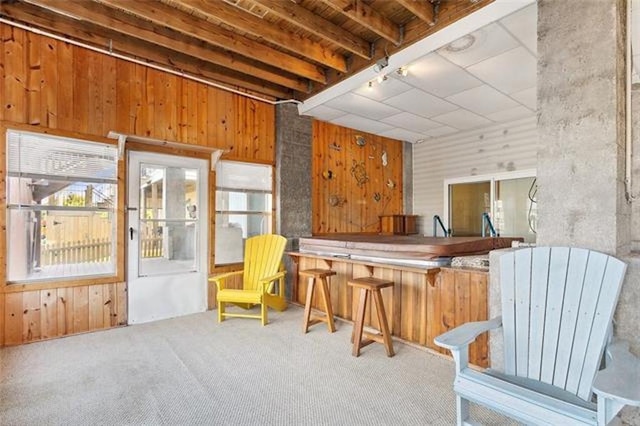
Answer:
312, 121, 404, 234
0, 24, 276, 346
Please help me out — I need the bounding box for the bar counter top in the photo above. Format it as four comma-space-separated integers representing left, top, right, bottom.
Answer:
298, 234, 522, 260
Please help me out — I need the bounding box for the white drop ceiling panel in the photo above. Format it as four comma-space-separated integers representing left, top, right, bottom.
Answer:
403, 53, 483, 98
511, 86, 537, 110
352, 77, 413, 101
324, 92, 402, 120
381, 112, 441, 132
423, 126, 459, 137
467, 46, 536, 94
486, 105, 533, 122
446, 84, 519, 116
301, 104, 347, 122
431, 108, 493, 130
298, 2, 539, 143
499, 4, 537, 53
330, 114, 395, 134
378, 128, 428, 142
384, 88, 459, 118
437, 23, 520, 68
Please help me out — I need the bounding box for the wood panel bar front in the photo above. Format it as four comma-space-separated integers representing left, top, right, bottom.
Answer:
288, 252, 489, 367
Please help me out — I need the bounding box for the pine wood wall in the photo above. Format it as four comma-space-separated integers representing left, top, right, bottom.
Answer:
0, 23, 276, 346
312, 120, 404, 234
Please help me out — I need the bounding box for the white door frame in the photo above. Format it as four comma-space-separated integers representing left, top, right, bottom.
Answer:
127, 151, 208, 324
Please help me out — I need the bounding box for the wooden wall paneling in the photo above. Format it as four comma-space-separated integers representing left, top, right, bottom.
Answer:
115, 60, 132, 134
4, 292, 23, 345
470, 271, 489, 366
207, 88, 234, 152
26, 32, 41, 126
57, 287, 74, 336
73, 48, 91, 134
453, 270, 471, 359
72, 286, 89, 333
40, 289, 58, 339
196, 83, 208, 145
153, 69, 174, 141
56, 40, 74, 130
22, 290, 41, 342
88, 284, 104, 330
311, 121, 404, 234
3, 25, 27, 123
40, 34, 58, 128
115, 282, 127, 326
102, 55, 117, 137
439, 269, 456, 351
0, 292, 5, 346
426, 271, 444, 354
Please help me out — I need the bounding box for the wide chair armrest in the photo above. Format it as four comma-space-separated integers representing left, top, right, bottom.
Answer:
434, 316, 503, 351
593, 340, 640, 406
209, 270, 244, 291
434, 316, 502, 373
258, 271, 286, 292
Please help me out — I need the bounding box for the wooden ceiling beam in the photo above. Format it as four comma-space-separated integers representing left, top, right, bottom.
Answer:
95, 0, 326, 84
250, 0, 371, 60
174, 0, 348, 73
394, 0, 436, 26
0, 2, 291, 99
21, 0, 309, 92
318, 0, 402, 46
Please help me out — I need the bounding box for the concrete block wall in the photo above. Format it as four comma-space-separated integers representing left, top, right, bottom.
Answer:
275, 103, 313, 298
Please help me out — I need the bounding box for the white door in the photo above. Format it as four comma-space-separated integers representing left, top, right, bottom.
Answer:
127, 151, 208, 324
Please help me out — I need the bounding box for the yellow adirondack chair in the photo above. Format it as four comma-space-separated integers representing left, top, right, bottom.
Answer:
210, 234, 287, 325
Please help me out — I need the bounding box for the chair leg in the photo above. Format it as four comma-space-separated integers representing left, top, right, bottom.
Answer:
372, 289, 394, 357
218, 301, 225, 323
352, 289, 368, 357
303, 276, 315, 333
456, 395, 470, 426
261, 302, 268, 326
319, 277, 336, 333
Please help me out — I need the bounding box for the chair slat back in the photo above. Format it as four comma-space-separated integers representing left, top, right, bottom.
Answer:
500, 247, 626, 401
243, 234, 287, 291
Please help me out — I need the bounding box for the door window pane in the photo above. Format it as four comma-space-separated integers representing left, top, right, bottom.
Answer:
138, 164, 199, 276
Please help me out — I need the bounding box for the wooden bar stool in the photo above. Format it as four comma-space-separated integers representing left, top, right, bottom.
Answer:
300, 269, 336, 333
348, 277, 395, 357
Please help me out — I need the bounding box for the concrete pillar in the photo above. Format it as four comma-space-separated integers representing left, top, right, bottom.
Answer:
536, 0, 630, 255
275, 103, 313, 298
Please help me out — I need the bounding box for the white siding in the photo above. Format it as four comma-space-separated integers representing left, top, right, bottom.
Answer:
413, 116, 537, 234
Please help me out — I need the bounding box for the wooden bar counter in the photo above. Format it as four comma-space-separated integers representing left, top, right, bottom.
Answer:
288, 251, 491, 367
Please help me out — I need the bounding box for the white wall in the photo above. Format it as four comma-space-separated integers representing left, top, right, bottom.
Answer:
412, 116, 537, 234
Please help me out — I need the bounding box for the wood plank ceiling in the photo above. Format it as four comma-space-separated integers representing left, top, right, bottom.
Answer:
0, 0, 493, 101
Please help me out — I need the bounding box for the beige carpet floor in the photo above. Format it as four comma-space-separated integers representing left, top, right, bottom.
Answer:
0, 305, 515, 425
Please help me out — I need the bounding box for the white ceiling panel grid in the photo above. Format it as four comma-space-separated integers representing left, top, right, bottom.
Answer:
299, 2, 538, 143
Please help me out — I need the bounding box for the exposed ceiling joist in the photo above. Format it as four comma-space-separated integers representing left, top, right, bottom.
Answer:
319, 0, 402, 46
0, 2, 291, 99
394, 0, 436, 26
250, 0, 372, 60
174, 0, 348, 73
96, 0, 327, 84
21, 0, 309, 92
1, 0, 494, 101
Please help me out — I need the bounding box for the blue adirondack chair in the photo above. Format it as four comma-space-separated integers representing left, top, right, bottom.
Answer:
435, 247, 640, 425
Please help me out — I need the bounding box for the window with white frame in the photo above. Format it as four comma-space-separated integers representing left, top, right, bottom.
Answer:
215, 160, 272, 265
444, 170, 537, 243
6, 130, 118, 283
